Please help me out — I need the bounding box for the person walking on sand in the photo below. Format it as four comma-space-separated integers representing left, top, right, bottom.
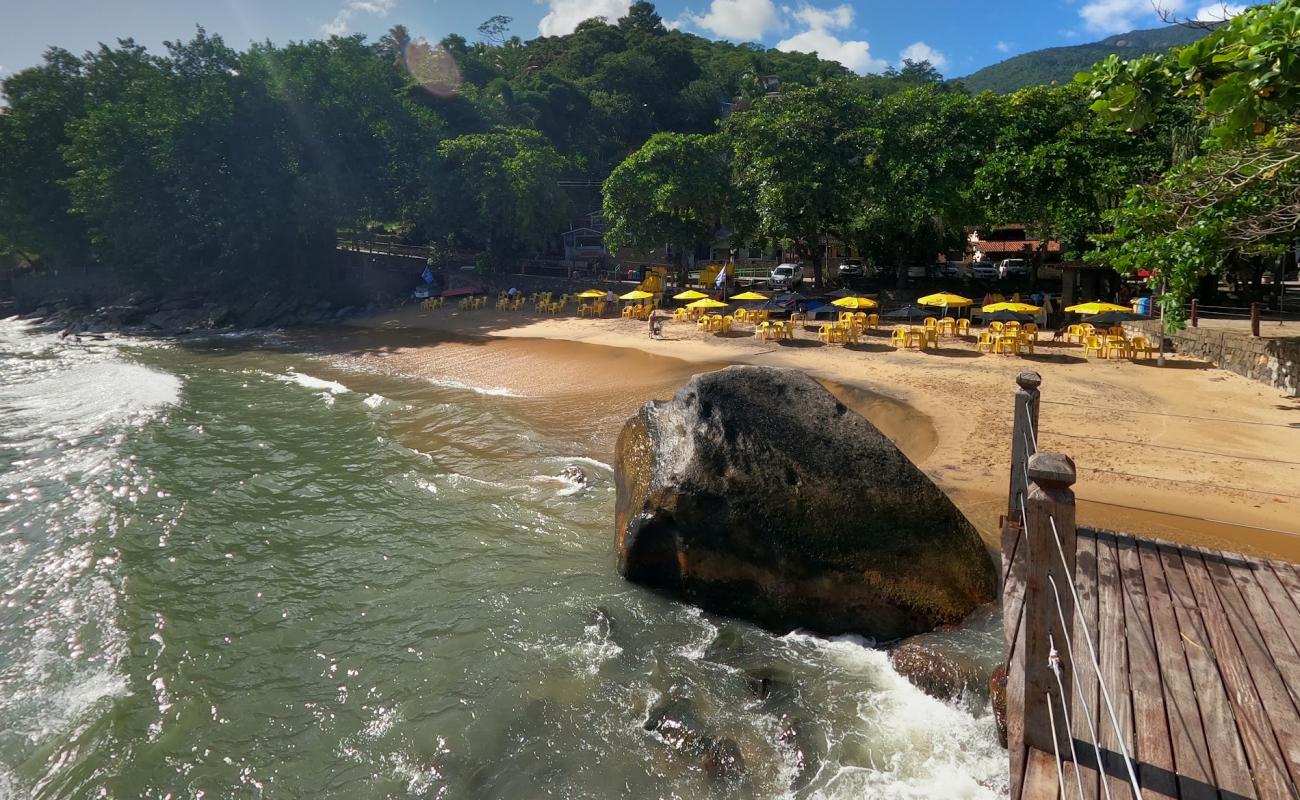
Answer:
648, 309, 665, 339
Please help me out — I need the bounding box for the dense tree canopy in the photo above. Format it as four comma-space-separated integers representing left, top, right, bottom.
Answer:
1081, 0, 1300, 325
2, 0, 1290, 318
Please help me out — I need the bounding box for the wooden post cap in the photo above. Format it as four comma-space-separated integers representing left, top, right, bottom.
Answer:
1016, 371, 1042, 391
1028, 452, 1076, 487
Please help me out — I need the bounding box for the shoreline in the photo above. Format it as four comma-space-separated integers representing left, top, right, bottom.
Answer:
336, 306, 1300, 562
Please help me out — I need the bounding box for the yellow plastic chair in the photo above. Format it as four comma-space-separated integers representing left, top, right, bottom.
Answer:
923, 317, 938, 329
995, 334, 1020, 355
818, 325, 834, 344
976, 332, 995, 353
722, 315, 734, 332
1023, 322, 1038, 340
733, 308, 748, 323
866, 313, 880, 330
1083, 335, 1106, 358
956, 318, 970, 336
673, 308, 688, 321
939, 317, 956, 335
989, 321, 1004, 334
755, 321, 769, 339
1129, 336, 1154, 359
1018, 333, 1035, 354
1004, 321, 1021, 333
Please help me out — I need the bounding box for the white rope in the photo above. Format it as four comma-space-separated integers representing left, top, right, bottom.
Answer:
1022, 399, 1038, 451
1050, 576, 1111, 800
1049, 638, 1086, 800
1046, 689, 1068, 800
1046, 514, 1143, 798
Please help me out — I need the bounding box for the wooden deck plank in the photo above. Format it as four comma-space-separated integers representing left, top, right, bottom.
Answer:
1260, 559, 1300, 654
1138, 541, 1218, 800
1178, 548, 1295, 799
1068, 529, 1101, 800
1196, 549, 1300, 792
1158, 543, 1257, 799
1004, 524, 1027, 656
1116, 536, 1178, 800
1022, 746, 1062, 800
1095, 532, 1137, 800
1229, 554, 1300, 716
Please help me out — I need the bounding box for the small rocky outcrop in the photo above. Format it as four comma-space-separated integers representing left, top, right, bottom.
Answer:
615, 365, 996, 640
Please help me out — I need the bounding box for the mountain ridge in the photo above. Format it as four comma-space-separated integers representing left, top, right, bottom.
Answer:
957, 24, 1213, 94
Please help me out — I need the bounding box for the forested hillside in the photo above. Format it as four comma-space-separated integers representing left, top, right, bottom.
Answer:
959, 25, 1211, 94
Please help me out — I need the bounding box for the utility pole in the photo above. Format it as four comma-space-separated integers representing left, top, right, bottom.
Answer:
1157, 277, 1167, 367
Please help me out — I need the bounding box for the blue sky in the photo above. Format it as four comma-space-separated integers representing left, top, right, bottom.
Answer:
0, 0, 1248, 81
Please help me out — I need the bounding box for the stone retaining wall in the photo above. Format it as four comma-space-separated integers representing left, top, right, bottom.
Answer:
1128, 320, 1300, 396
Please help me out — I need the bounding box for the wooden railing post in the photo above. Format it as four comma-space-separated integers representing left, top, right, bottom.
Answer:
1008, 371, 1042, 521
1190, 298, 1198, 327
1250, 302, 1261, 337
1021, 451, 1077, 754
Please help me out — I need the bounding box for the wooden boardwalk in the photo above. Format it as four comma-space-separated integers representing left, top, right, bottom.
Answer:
1000, 371, 1300, 800
1004, 524, 1300, 799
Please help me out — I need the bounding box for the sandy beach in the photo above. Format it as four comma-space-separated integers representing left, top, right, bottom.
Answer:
338, 306, 1300, 561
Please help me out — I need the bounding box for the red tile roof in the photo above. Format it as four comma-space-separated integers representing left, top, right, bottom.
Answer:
970, 239, 1061, 254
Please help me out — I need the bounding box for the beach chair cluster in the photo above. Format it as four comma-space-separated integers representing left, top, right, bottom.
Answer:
974, 320, 1038, 355
1066, 324, 1154, 360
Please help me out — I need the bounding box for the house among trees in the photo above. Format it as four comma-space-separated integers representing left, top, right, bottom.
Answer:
966, 224, 1061, 263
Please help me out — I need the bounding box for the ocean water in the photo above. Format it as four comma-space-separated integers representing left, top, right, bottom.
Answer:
0, 318, 1006, 799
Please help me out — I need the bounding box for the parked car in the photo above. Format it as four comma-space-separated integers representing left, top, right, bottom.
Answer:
769, 262, 804, 289
998, 258, 1030, 279
938, 261, 961, 278
970, 260, 998, 280
837, 258, 865, 278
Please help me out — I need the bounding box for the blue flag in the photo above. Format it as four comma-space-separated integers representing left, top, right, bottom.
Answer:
421, 266, 434, 284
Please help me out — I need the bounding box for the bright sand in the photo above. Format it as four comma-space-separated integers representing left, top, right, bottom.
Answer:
342, 307, 1300, 562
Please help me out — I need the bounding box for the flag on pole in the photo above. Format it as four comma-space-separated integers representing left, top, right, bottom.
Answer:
421, 266, 434, 284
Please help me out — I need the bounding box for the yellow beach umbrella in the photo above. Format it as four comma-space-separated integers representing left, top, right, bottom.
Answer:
686, 298, 729, 309
619, 289, 654, 301
730, 291, 769, 301
917, 292, 974, 308
1065, 301, 1129, 314
673, 289, 710, 300
576, 289, 606, 299
982, 301, 1041, 314
831, 296, 878, 310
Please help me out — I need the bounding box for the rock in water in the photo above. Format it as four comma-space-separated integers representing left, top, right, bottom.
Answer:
614, 366, 996, 639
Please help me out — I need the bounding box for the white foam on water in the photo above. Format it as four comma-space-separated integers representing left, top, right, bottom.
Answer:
542, 455, 614, 472
363, 393, 388, 409
426, 376, 520, 397
782, 632, 1008, 799
276, 370, 351, 395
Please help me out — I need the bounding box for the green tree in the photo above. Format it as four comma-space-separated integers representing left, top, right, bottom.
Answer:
601, 132, 731, 281
723, 79, 870, 287
0, 47, 91, 266
855, 85, 987, 284
1080, 0, 1300, 324
432, 128, 572, 266
974, 84, 1183, 277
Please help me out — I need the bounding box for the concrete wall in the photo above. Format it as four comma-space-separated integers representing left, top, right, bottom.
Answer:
1129, 320, 1300, 396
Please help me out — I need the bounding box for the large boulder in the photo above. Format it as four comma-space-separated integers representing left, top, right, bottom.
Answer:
614, 366, 996, 640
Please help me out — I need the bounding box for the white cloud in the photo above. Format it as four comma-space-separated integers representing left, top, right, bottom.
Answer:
994, 40, 1012, 53
538, 0, 632, 35
790, 3, 853, 30
775, 3, 887, 74
321, 0, 395, 36
683, 0, 782, 42
900, 41, 948, 70
1079, 0, 1172, 34
1194, 3, 1247, 20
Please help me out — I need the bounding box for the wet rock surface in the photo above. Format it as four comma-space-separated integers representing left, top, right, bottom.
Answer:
615, 365, 997, 640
